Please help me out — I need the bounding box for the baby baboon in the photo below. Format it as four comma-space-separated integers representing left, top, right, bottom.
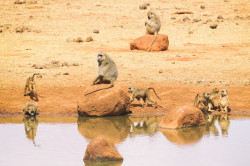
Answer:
209, 88, 219, 109
139, 2, 150, 10
128, 87, 161, 108
219, 89, 230, 113
24, 73, 42, 101
85, 52, 118, 96
23, 102, 38, 116
194, 92, 213, 112
145, 10, 161, 52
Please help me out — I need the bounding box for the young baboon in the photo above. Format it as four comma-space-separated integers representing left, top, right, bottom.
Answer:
128, 87, 161, 108
219, 89, 230, 113
194, 92, 213, 112
24, 73, 42, 101
85, 52, 118, 96
23, 102, 38, 116
145, 10, 161, 52
209, 88, 219, 109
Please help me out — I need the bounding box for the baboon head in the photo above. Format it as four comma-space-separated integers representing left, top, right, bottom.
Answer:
203, 92, 210, 99
213, 88, 219, 93
147, 10, 156, 20
221, 89, 228, 97
128, 87, 136, 93
97, 52, 107, 64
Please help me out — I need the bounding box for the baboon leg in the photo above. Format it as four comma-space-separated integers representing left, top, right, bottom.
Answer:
137, 98, 145, 107
147, 96, 157, 108
130, 95, 135, 103
225, 106, 228, 113
143, 97, 148, 107
24, 86, 28, 96
92, 75, 101, 85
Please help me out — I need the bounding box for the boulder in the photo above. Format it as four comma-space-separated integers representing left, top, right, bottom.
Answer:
84, 137, 123, 161
130, 34, 169, 51
78, 85, 130, 116
159, 106, 206, 129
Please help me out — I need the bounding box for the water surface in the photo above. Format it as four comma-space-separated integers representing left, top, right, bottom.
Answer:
0, 114, 250, 166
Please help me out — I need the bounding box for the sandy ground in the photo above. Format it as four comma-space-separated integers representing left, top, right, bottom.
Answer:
0, 0, 249, 116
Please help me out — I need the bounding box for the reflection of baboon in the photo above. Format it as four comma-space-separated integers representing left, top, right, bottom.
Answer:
218, 114, 230, 135
219, 89, 231, 113
194, 92, 212, 112
85, 52, 118, 96
205, 114, 219, 136
128, 87, 161, 108
23, 102, 38, 116
209, 88, 219, 109
24, 73, 42, 101
23, 116, 39, 147
145, 10, 161, 52
129, 116, 159, 136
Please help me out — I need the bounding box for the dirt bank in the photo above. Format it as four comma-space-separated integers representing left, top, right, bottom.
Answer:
0, 0, 249, 116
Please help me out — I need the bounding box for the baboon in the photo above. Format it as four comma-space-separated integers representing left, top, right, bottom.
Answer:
218, 114, 230, 135
194, 92, 213, 112
85, 52, 118, 96
209, 88, 219, 109
23, 116, 39, 147
128, 87, 161, 108
23, 102, 38, 116
139, 2, 150, 10
24, 73, 42, 101
219, 89, 230, 113
145, 10, 161, 52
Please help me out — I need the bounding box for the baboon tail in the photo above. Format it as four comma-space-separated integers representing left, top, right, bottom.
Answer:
148, 32, 158, 52
85, 85, 113, 96
194, 94, 199, 107
148, 87, 161, 100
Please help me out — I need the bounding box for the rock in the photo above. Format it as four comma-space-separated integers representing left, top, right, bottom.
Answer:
75, 37, 84, 42
139, 2, 150, 10
130, 34, 169, 51
159, 69, 163, 73
174, 11, 193, 14
93, 29, 99, 33
66, 37, 76, 42
193, 18, 201, 22
78, 85, 130, 116
183, 17, 190, 22
159, 106, 206, 129
209, 24, 218, 29
63, 72, 69, 75
14, 0, 26, 4
84, 137, 123, 161
217, 15, 224, 20
200, 5, 205, 9
85, 36, 93, 42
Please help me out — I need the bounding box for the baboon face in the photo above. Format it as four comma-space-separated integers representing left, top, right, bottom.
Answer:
221, 89, 228, 97
147, 10, 155, 20
128, 87, 135, 93
28, 106, 37, 116
213, 88, 219, 93
97, 52, 107, 63
203, 92, 210, 99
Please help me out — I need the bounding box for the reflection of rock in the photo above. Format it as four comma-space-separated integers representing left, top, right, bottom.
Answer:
159, 106, 206, 129
77, 116, 132, 144
218, 114, 230, 135
23, 116, 39, 146
130, 34, 169, 51
78, 85, 130, 116
160, 126, 206, 145
84, 137, 123, 161
84, 160, 123, 166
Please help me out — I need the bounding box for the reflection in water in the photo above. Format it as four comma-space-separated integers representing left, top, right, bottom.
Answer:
84, 161, 123, 166
160, 114, 231, 145
160, 126, 206, 145
206, 114, 219, 136
218, 114, 230, 135
23, 116, 39, 147
130, 116, 161, 136
77, 116, 132, 144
